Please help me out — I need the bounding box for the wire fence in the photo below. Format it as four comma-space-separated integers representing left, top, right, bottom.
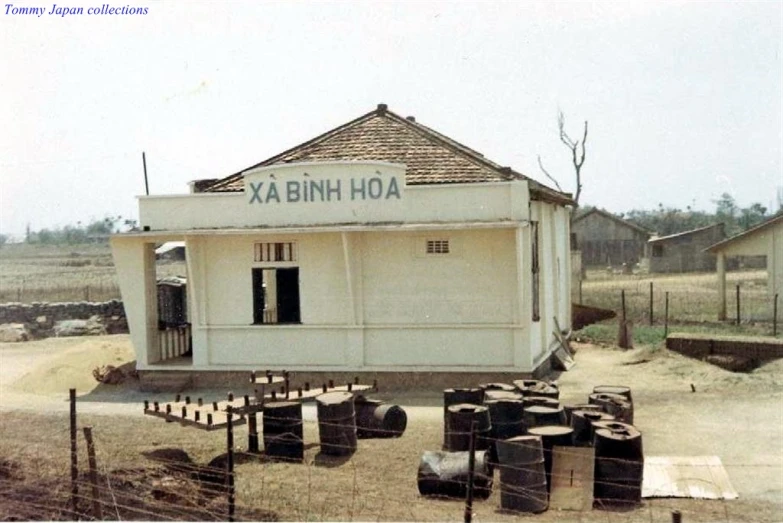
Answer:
1, 398, 780, 522
577, 270, 779, 333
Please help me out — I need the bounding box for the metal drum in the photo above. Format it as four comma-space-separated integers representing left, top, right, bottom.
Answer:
417, 450, 493, 500
523, 405, 567, 428
262, 401, 304, 462
593, 385, 632, 404
593, 421, 644, 505
563, 403, 603, 424
443, 388, 484, 448
495, 435, 548, 513
354, 397, 407, 438
589, 392, 634, 424
570, 410, 615, 447
484, 390, 523, 401
484, 399, 526, 441
512, 380, 560, 399
479, 382, 516, 393
316, 391, 357, 457
527, 425, 574, 493
446, 404, 492, 452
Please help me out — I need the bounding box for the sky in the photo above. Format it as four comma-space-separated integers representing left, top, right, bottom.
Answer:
1, 0, 781, 239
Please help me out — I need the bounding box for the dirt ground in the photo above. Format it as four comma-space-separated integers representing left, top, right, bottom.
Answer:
0, 334, 781, 521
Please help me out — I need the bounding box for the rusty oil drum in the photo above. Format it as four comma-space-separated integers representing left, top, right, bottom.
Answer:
354, 397, 407, 438
495, 435, 548, 513
445, 403, 492, 452
262, 401, 304, 462
593, 421, 644, 505
316, 391, 357, 457
527, 425, 574, 493
417, 450, 493, 500
443, 388, 484, 448
570, 409, 615, 447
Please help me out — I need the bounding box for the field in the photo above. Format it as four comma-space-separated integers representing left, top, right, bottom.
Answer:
0, 335, 781, 522
0, 243, 184, 303
579, 268, 775, 326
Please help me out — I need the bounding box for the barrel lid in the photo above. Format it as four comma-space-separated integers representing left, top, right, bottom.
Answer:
572, 410, 613, 422
484, 390, 523, 401
447, 403, 488, 414
504, 435, 542, 444
589, 392, 628, 403
593, 385, 631, 395
594, 421, 640, 440
316, 391, 354, 405
528, 425, 573, 436
525, 396, 560, 408
444, 387, 482, 394
524, 405, 562, 414
479, 382, 516, 392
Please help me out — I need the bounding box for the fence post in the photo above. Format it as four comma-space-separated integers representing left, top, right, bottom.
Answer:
226, 405, 235, 522
84, 285, 90, 302
578, 278, 583, 305
69, 388, 78, 517
649, 281, 654, 326
774, 293, 779, 337
621, 289, 627, 322
664, 292, 670, 339
736, 284, 741, 326
82, 426, 103, 520
463, 420, 477, 523
671, 509, 683, 523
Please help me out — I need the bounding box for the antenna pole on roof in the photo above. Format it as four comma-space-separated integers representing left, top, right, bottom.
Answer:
142, 151, 149, 196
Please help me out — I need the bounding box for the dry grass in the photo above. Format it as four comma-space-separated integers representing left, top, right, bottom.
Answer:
580, 269, 774, 323
0, 243, 184, 303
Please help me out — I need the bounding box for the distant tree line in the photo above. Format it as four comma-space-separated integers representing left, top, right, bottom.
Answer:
593, 193, 774, 237
20, 216, 138, 245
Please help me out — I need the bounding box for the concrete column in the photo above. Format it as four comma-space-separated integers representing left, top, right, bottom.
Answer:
185, 237, 209, 366
341, 232, 364, 367
142, 243, 159, 364
513, 224, 533, 370
717, 251, 727, 321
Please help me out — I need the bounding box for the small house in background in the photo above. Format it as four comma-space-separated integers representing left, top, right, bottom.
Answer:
572, 208, 652, 268
706, 213, 783, 321
156, 276, 188, 328
648, 223, 725, 273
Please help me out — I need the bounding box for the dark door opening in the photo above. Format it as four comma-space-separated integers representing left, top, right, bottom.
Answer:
252, 267, 300, 324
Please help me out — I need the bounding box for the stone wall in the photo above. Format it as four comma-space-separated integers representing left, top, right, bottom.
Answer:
0, 300, 128, 338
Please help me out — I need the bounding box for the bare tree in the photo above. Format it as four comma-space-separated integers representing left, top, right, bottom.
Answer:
538, 110, 588, 207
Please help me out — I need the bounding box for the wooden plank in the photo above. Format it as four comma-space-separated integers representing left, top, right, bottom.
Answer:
642, 456, 738, 500
549, 446, 595, 511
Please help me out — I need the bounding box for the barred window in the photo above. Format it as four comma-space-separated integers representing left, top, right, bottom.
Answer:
254, 242, 296, 262
426, 239, 450, 255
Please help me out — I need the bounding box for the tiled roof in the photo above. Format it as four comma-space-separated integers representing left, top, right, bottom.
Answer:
204, 105, 573, 205
706, 212, 783, 252
648, 223, 725, 243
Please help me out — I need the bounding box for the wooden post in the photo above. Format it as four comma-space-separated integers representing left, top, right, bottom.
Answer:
774, 293, 779, 337
82, 426, 103, 520
226, 405, 235, 522
621, 289, 627, 322
717, 252, 727, 320
671, 509, 682, 523
578, 278, 583, 305
664, 292, 670, 339
736, 284, 741, 326
69, 388, 78, 517
463, 420, 477, 523
649, 281, 654, 326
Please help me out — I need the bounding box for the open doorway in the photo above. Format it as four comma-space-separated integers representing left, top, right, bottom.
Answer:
252, 267, 301, 324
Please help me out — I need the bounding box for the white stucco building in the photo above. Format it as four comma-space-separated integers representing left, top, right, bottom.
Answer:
111, 104, 575, 385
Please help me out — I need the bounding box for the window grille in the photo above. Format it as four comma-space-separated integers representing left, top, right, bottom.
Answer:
254, 242, 296, 262
426, 239, 450, 255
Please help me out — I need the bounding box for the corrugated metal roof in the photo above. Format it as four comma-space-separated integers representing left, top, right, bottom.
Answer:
203, 105, 573, 206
